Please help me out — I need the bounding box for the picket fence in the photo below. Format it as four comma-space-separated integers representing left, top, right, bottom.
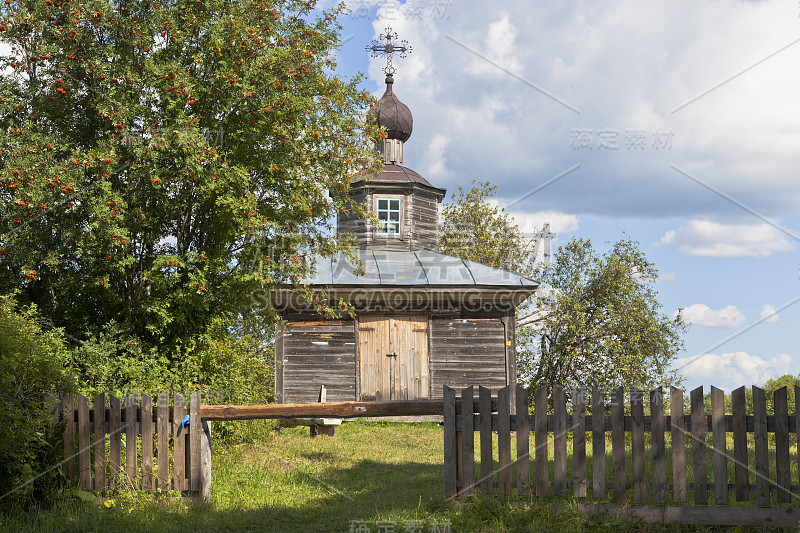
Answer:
58, 392, 211, 500
443, 385, 800, 526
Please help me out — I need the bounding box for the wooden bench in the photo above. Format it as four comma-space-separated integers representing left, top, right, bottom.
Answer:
277, 386, 342, 437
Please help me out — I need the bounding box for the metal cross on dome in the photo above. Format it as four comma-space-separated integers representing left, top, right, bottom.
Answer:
365, 28, 412, 76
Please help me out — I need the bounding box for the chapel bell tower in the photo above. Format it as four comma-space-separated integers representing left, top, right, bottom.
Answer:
336, 29, 446, 251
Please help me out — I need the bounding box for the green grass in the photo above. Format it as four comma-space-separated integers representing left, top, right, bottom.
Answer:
0, 421, 794, 532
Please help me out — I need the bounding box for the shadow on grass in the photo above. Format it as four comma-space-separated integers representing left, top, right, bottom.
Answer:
1, 459, 447, 533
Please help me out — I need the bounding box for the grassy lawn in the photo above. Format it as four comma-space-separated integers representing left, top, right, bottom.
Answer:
0, 421, 794, 532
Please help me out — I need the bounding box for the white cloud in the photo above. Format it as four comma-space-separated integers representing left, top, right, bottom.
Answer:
466, 13, 523, 78
679, 303, 746, 328
675, 351, 793, 390
657, 220, 795, 257
419, 133, 450, 180
365, 1, 800, 219
759, 304, 779, 324
659, 272, 676, 283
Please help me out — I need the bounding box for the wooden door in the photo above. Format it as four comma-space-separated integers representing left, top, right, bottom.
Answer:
359, 316, 429, 401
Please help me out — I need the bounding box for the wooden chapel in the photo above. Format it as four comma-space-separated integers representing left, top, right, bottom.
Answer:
273, 36, 538, 403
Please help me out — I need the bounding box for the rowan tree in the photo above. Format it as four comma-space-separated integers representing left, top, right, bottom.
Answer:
0, 0, 380, 356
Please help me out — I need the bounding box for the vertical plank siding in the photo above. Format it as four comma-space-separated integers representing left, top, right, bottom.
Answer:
443, 384, 800, 523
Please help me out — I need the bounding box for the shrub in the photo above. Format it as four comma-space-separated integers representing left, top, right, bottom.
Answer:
68, 315, 275, 441
0, 294, 76, 510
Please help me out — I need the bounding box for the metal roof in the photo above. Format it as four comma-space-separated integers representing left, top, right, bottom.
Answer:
305, 249, 538, 288
351, 163, 435, 188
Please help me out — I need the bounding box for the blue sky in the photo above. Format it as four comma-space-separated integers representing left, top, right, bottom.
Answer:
324, 0, 800, 392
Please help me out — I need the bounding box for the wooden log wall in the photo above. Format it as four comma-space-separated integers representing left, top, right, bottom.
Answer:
443, 384, 800, 527
408, 193, 439, 250
281, 319, 357, 403
59, 392, 210, 499
337, 186, 441, 251
429, 318, 507, 398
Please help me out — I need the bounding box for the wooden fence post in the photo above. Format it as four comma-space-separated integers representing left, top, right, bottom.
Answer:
774, 387, 790, 504
572, 387, 586, 498
93, 393, 106, 492
516, 386, 530, 497
611, 386, 625, 504
479, 386, 493, 495
461, 386, 475, 497
443, 385, 457, 500
190, 392, 201, 492
710, 386, 727, 505
553, 387, 567, 497
77, 394, 91, 490
795, 386, 800, 496
200, 421, 212, 503
631, 388, 645, 504
125, 394, 137, 488
592, 387, 605, 499
534, 386, 548, 497
173, 393, 185, 491
498, 386, 512, 496
651, 387, 665, 504
752, 386, 770, 508
691, 386, 707, 505
671, 386, 686, 502
62, 393, 75, 482
157, 393, 169, 490
109, 395, 122, 489
142, 394, 154, 490
732, 386, 748, 502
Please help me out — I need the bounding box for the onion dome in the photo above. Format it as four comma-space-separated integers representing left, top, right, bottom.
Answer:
367, 74, 413, 142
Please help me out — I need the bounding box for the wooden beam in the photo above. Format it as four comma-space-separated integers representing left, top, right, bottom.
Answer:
199, 399, 447, 420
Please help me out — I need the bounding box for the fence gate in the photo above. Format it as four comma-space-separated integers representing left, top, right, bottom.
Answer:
59, 392, 211, 500
443, 384, 800, 526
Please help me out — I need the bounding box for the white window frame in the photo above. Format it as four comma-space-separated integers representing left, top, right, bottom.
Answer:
374, 195, 403, 236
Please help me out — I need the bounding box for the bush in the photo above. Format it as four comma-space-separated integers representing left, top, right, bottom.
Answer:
68, 315, 275, 441
0, 294, 77, 510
